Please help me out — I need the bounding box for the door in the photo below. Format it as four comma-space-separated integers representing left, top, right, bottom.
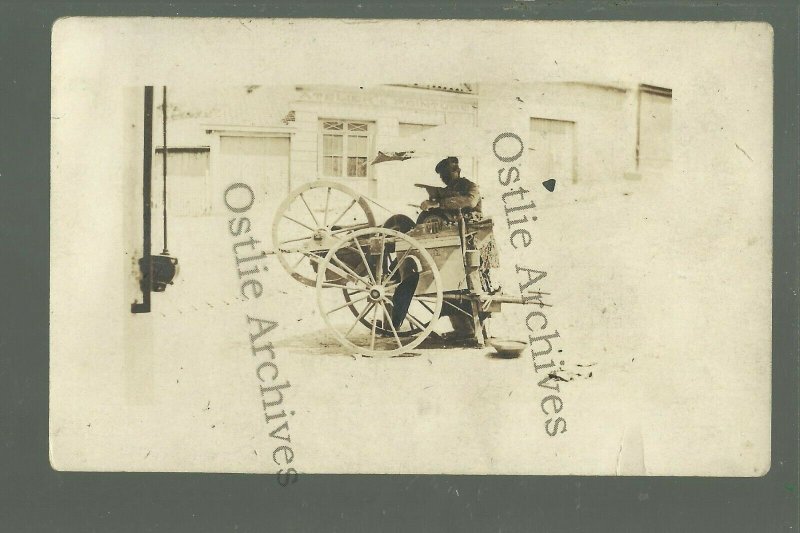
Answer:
529, 117, 576, 184
637, 87, 672, 175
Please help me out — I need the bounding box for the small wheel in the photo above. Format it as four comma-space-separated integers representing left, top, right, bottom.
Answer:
316, 227, 443, 357
272, 180, 375, 286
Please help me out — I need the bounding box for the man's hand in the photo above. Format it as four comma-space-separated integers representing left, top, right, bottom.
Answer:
421, 200, 440, 211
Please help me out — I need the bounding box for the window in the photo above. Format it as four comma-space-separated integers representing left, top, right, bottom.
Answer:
320, 120, 373, 178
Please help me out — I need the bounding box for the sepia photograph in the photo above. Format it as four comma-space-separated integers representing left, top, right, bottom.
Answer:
50, 19, 772, 478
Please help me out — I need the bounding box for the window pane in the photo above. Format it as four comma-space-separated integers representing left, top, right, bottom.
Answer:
323, 134, 343, 155
347, 135, 367, 157
323, 121, 343, 131
348, 122, 368, 132
348, 157, 367, 177
323, 156, 342, 176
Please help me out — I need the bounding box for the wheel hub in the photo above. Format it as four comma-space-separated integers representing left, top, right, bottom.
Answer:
312, 227, 328, 241
367, 285, 385, 303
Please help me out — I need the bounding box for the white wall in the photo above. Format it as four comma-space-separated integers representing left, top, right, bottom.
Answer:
149, 83, 669, 219
476, 82, 641, 185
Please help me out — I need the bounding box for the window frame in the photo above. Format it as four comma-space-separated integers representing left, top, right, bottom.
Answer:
318, 119, 375, 180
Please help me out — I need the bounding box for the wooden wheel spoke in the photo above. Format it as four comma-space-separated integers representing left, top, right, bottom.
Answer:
381, 281, 401, 300
405, 312, 428, 333
329, 253, 371, 287
288, 251, 324, 273
406, 313, 428, 330
321, 282, 369, 293
326, 294, 369, 315
283, 214, 316, 232
351, 237, 376, 285
328, 199, 357, 229
346, 301, 376, 338
323, 187, 332, 226
380, 302, 403, 349
416, 298, 436, 316
280, 232, 315, 246
320, 255, 367, 287
386, 247, 412, 282
370, 305, 379, 350
375, 234, 386, 283
381, 298, 405, 328
299, 193, 319, 227
290, 254, 305, 271
382, 297, 427, 333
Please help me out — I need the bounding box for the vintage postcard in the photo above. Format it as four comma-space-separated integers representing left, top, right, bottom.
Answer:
50, 19, 773, 478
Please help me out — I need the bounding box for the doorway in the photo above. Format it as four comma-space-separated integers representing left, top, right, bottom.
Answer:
217, 135, 291, 209
529, 117, 577, 184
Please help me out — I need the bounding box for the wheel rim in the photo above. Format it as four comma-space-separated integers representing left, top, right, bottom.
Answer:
272, 180, 375, 287
316, 227, 443, 357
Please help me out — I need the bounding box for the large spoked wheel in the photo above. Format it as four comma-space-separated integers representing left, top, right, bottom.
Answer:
316, 228, 443, 357
272, 180, 375, 286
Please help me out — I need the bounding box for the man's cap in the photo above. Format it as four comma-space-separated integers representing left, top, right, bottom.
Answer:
435, 156, 458, 175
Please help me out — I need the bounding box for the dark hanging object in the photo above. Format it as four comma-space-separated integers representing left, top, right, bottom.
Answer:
149, 253, 179, 292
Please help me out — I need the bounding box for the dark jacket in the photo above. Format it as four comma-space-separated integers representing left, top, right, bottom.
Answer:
429, 177, 482, 215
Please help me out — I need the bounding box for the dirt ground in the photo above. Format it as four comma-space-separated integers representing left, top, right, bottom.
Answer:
114, 173, 768, 476
49, 175, 769, 477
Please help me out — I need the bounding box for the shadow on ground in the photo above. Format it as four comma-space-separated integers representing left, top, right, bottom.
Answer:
272, 327, 500, 359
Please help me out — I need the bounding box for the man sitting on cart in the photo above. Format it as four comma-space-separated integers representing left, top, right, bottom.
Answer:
418, 156, 482, 223
385, 156, 495, 344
